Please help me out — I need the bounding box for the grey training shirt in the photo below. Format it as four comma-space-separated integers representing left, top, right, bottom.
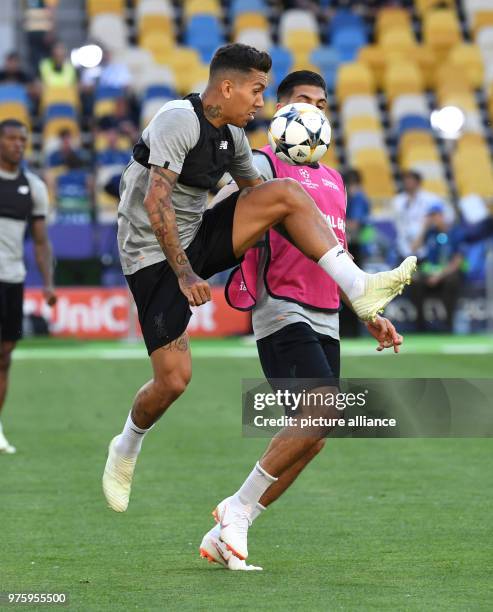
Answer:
251, 152, 340, 342
117, 99, 260, 275
0, 168, 49, 284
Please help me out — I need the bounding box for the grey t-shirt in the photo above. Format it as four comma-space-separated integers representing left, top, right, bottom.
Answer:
117, 99, 260, 275
0, 168, 49, 284
251, 152, 340, 342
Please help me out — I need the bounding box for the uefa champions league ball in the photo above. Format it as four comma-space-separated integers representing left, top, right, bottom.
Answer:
268, 102, 331, 166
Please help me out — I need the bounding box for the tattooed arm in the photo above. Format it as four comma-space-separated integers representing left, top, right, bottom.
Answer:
144, 165, 211, 306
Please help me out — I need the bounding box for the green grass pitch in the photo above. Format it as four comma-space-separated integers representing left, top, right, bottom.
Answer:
1, 336, 492, 611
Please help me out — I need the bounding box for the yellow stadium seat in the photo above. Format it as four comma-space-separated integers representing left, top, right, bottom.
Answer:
284, 30, 319, 55
345, 115, 381, 137
233, 13, 269, 35
41, 86, 79, 111
172, 64, 209, 95
398, 131, 436, 163
358, 45, 387, 89
165, 46, 203, 92
380, 28, 416, 50
376, 7, 412, 41
320, 145, 338, 169
248, 129, 268, 150
402, 145, 440, 168
437, 90, 477, 112
139, 14, 174, 39
94, 99, 118, 118
336, 63, 375, 103
473, 11, 493, 36
87, 0, 124, 17
384, 61, 423, 103
402, 46, 436, 89
94, 133, 131, 152
415, 0, 455, 16
292, 57, 318, 73
421, 178, 449, 198
423, 9, 461, 61
43, 118, 79, 140
0, 102, 30, 126
353, 149, 395, 199
140, 32, 174, 63
183, 0, 221, 19
447, 44, 484, 89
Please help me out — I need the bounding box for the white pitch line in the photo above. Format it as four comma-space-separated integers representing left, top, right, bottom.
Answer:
11, 343, 493, 360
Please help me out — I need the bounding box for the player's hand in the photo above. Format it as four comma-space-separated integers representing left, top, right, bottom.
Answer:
365, 316, 403, 354
43, 286, 57, 307
178, 271, 211, 307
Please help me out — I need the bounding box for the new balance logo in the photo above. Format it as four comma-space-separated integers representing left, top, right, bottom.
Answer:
219, 141, 228, 150
336, 249, 345, 257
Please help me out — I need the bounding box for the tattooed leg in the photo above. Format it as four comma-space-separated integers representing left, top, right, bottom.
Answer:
131, 332, 192, 429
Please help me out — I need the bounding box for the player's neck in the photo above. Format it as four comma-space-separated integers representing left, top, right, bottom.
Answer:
200, 90, 228, 128
0, 158, 19, 174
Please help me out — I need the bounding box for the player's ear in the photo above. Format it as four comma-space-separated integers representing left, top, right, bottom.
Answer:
275, 103, 281, 111
221, 79, 234, 100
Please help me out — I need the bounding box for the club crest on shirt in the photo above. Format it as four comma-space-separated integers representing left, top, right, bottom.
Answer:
18, 185, 30, 195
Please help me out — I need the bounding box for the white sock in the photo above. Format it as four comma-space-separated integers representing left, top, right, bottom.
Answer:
251, 502, 266, 521
114, 412, 151, 458
318, 245, 367, 301
233, 462, 277, 509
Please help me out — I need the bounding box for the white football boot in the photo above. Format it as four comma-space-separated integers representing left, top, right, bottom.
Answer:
352, 256, 417, 322
213, 496, 252, 561
102, 436, 137, 512
0, 429, 16, 454
200, 523, 262, 571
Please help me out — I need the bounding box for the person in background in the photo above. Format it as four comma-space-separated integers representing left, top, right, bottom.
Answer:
0, 52, 32, 85
406, 203, 463, 332
391, 170, 452, 260
0, 119, 56, 453
340, 168, 371, 336
39, 41, 77, 89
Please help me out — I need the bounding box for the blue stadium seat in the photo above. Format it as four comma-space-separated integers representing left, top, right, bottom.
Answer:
95, 85, 125, 101
144, 85, 177, 101
0, 84, 29, 105
329, 9, 366, 39
185, 15, 224, 63
231, 0, 267, 18
397, 116, 432, 136
96, 149, 131, 166
44, 104, 77, 121
332, 27, 367, 62
310, 46, 340, 90
269, 46, 293, 87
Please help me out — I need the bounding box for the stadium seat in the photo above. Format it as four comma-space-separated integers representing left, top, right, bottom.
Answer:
423, 8, 462, 61
114, 47, 155, 84
319, 144, 338, 169
375, 7, 412, 41
332, 26, 367, 62
357, 45, 387, 89
165, 46, 204, 93
344, 115, 381, 137
138, 14, 174, 39
89, 14, 128, 53
447, 44, 484, 89
231, 0, 268, 19
0, 102, 30, 125
341, 95, 379, 122
336, 63, 375, 103
414, 0, 455, 17
397, 115, 431, 136
136, 0, 174, 19
94, 86, 125, 118
280, 10, 318, 39
247, 128, 268, 150
328, 9, 366, 40
185, 15, 224, 62
384, 61, 423, 104
310, 46, 340, 91
236, 29, 271, 52
283, 30, 320, 57
183, 0, 221, 20
87, 0, 124, 17
347, 131, 385, 159
472, 11, 493, 36
269, 46, 293, 88
233, 13, 269, 36
380, 28, 416, 51
352, 149, 395, 199
139, 31, 175, 64
0, 83, 29, 106
132, 65, 176, 95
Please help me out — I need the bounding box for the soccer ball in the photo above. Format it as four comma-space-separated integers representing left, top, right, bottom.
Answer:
268, 103, 331, 166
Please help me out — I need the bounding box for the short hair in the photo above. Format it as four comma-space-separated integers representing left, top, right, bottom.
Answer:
0, 119, 27, 135
277, 71, 327, 101
403, 169, 422, 183
210, 44, 272, 78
